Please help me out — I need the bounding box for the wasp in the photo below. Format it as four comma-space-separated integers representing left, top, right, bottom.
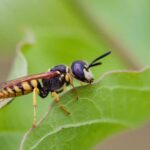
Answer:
0, 51, 111, 127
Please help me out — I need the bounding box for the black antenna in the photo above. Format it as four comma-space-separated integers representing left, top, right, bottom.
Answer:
88, 51, 111, 68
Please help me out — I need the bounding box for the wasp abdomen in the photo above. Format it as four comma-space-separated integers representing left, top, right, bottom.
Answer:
0, 80, 39, 99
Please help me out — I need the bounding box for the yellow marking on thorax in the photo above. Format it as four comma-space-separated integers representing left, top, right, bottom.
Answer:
65, 74, 70, 82
14, 85, 22, 93
31, 80, 38, 88
22, 82, 32, 91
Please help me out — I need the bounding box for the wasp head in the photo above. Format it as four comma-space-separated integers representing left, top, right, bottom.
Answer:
71, 51, 111, 83
71, 61, 93, 83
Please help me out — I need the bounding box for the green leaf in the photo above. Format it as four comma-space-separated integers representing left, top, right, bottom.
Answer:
20, 67, 150, 150
0, 0, 149, 149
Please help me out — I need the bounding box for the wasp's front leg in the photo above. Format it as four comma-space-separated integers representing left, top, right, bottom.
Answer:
65, 73, 79, 100
51, 91, 71, 115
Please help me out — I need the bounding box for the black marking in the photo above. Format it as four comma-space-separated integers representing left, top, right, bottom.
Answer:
3, 87, 10, 97
17, 83, 24, 94
28, 80, 34, 90
11, 83, 23, 96
10, 86, 17, 97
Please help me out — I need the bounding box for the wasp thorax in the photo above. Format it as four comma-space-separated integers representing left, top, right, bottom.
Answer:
50, 65, 68, 74
71, 61, 94, 83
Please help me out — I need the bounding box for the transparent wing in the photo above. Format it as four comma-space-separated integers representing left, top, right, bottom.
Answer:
0, 71, 60, 109
0, 71, 59, 90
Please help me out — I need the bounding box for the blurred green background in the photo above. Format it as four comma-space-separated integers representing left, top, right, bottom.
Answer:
0, 0, 150, 150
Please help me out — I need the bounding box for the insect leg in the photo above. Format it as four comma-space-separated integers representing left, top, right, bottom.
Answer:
51, 91, 70, 115
33, 87, 39, 128
70, 83, 79, 100
66, 73, 79, 100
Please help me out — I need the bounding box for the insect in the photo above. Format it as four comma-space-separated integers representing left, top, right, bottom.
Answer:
0, 51, 111, 127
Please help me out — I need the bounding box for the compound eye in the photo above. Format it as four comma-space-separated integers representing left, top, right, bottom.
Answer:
71, 61, 87, 82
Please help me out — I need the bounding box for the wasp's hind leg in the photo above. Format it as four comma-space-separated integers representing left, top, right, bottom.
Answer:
51, 91, 70, 115
32, 87, 39, 128
32, 83, 49, 128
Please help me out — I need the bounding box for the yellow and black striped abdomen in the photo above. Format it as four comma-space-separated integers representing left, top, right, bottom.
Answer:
0, 79, 39, 99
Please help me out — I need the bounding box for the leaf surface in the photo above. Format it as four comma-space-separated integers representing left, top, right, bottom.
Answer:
21, 68, 150, 150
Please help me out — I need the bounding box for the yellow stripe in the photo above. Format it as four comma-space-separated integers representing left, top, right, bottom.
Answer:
6, 87, 15, 94
14, 85, 22, 92
22, 82, 32, 91
2, 90, 9, 96
0, 92, 4, 98
31, 80, 38, 88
